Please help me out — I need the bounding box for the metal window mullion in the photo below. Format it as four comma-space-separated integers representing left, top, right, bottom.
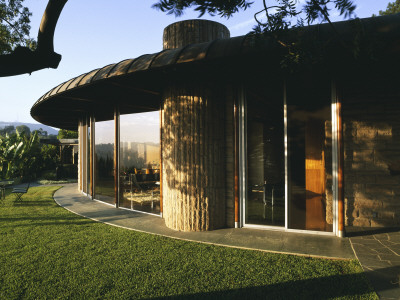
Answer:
239, 85, 246, 228
91, 116, 95, 200
115, 106, 120, 208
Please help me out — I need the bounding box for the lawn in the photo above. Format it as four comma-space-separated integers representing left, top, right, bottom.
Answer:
0, 186, 377, 299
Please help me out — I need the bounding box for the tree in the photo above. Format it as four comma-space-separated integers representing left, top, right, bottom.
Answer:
153, 0, 356, 71
0, 125, 15, 136
153, 0, 356, 31
0, 130, 41, 180
57, 129, 78, 139
0, 0, 67, 77
153, 0, 252, 17
16, 124, 30, 136
32, 128, 48, 137
378, 0, 400, 16
0, 0, 36, 54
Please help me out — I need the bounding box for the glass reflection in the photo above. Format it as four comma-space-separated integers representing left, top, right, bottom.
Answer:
119, 111, 160, 214
94, 120, 115, 204
287, 77, 333, 232
246, 83, 285, 226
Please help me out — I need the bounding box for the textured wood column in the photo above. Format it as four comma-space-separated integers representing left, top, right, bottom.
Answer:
163, 20, 229, 50
162, 84, 225, 231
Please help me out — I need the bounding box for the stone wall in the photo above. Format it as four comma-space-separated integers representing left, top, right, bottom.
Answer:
325, 120, 333, 225
342, 78, 400, 227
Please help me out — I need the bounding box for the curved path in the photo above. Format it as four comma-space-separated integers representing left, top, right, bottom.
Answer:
54, 184, 354, 259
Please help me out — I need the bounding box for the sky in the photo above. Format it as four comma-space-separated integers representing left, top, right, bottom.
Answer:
0, 0, 393, 127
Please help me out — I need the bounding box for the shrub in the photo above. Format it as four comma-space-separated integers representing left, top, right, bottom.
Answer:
41, 170, 57, 180
57, 164, 77, 179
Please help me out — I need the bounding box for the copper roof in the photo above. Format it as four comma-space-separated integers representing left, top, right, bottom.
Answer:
31, 14, 400, 130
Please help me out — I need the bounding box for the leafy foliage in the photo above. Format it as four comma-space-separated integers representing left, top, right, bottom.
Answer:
153, 0, 356, 72
15, 124, 30, 136
57, 129, 78, 139
0, 0, 36, 54
32, 128, 48, 137
0, 125, 14, 136
0, 130, 59, 181
378, 0, 400, 16
252, 0, 356, 33
152, 0, 253, 17
0, 130, 40, 180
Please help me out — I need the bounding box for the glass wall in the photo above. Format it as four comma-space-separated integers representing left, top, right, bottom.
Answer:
246, 83, 285, 226
287, 78, 333, 232
119, 111, 160, 214
245, 77, 333, 232
94, 119, 115, 204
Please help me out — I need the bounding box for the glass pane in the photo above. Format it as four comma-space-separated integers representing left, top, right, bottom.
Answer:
119, 111, 160, 214
94, 119, 115, 204
287, 77, 333, 232
246, 83, 285, 226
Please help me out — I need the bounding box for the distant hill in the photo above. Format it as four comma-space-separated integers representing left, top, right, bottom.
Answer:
0, 122, 58, 136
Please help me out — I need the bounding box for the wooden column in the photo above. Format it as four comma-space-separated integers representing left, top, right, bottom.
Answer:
337, 99, 345, 237
81, 122, 87, 194
78, 120, 82, 191
161, 20, 230, 231
160, 109, 163, 217
163, 20, 229, 50
162, 84, 226, 231
90, 118, 94, 198
234, 100, 240, 228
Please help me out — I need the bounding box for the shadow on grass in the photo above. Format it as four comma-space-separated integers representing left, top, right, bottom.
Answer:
12, 201, 54, 207
155, 267, 396, 299
0, 215, 93, 227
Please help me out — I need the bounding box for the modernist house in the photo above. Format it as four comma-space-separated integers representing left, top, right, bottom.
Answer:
31, 14, 400, 237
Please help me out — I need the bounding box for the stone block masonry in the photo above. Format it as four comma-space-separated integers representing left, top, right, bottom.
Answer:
342, 77, 400, 227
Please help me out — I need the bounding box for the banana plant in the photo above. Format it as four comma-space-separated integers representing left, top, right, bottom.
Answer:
0, 131, 40, 180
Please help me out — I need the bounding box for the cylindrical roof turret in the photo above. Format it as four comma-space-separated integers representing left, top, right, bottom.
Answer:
163, 19, 230, 50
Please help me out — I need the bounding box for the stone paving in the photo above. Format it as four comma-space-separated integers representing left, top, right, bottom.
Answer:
350, 230, 400, 299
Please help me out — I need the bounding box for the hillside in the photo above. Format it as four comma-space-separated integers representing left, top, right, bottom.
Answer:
0, 122, 58, 136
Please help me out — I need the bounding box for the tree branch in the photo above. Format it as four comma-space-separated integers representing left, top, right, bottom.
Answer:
0, 16, 25, 41
0, 0, 68, 77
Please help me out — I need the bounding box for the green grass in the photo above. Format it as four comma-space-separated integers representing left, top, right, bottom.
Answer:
0, 186, 377, 299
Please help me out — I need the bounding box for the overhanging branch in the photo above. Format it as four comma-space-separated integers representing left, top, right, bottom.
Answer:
0, 0, 68, 77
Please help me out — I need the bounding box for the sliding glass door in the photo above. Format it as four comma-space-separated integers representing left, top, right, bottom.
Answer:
245, 77, 334, 233
94, 119, 115, 205
246, 83, 285, 227
286, 78, 333, 232
119, 111, 161, 214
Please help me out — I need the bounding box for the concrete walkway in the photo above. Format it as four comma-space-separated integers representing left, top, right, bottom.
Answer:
53, 184, 400, 298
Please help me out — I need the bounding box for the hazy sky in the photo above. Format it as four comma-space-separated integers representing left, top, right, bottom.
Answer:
0, 0, 393, 125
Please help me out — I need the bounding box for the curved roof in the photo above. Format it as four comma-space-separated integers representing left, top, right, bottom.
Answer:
31, 14, 400, 130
